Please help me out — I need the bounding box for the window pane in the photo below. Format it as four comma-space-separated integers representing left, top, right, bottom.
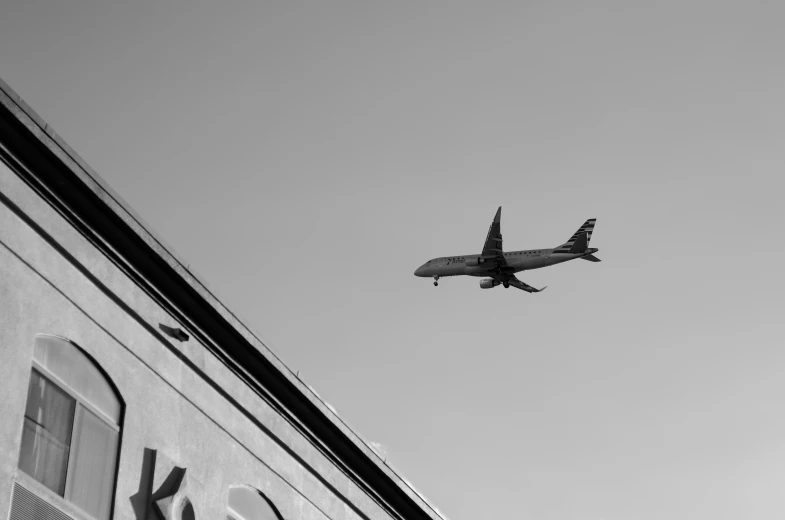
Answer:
33, 335, 121, 423
18, 370, 76, 495
66, 406, 119, 520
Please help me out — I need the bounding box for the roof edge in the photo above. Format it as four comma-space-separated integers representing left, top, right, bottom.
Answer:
0, 77, 447, 520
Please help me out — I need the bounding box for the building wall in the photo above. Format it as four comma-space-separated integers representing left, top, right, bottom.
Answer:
0, 158, 393, 520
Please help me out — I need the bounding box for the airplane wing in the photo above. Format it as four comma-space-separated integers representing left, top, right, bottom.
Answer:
481, 206, 506, 266
506, 275, 547, 293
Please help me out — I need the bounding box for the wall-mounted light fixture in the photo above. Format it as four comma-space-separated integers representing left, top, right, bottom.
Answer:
159, 324, 189, 342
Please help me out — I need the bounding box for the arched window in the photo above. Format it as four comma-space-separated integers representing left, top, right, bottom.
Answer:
18, 335, 123, 520
227, 486, 282, 520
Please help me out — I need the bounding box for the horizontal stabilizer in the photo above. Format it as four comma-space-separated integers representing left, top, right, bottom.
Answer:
581, 254, 601, 262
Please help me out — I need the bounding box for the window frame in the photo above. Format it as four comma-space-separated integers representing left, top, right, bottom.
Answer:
30, 360, 121, 434
17, 335, 124, 520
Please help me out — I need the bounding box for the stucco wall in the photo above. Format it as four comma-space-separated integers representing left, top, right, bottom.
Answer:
0, 158, 395, 520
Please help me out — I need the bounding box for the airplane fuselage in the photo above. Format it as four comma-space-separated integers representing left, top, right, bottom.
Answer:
414, 247, 599, 278
414, 208, 599, 292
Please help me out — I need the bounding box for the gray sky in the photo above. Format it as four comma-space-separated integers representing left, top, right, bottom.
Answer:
2, 2, 785, 519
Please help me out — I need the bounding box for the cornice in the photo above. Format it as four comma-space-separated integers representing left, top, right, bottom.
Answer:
0, 77, 445, 520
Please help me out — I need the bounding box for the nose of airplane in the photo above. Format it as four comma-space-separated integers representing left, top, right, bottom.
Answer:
414, 262, 431, 278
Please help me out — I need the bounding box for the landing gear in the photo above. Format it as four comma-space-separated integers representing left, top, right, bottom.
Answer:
503, 282, 510, 288
433, 276, 440, 287
434, 281, 438, 286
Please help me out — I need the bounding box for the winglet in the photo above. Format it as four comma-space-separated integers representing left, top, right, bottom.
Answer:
537, 286, 547, 293
494, 206, 502, 223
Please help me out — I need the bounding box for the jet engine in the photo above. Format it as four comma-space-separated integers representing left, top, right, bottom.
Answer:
479, 278, 499, 289
466, 257, 485, 267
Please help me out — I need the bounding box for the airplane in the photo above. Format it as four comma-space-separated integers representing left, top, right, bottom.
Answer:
413, 207, 600, 293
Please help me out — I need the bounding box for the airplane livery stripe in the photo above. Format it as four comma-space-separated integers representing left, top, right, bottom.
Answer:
555, 219, 596, 252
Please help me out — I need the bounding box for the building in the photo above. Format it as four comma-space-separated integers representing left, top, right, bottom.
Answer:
0, 78, 445, 520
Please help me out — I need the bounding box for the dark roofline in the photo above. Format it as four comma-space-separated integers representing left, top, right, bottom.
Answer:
0, 77, 444, 520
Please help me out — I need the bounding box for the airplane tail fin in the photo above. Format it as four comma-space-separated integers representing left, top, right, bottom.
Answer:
553, 219, 596, 254
568, 232, 588, 253
581, 254, 601, 262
